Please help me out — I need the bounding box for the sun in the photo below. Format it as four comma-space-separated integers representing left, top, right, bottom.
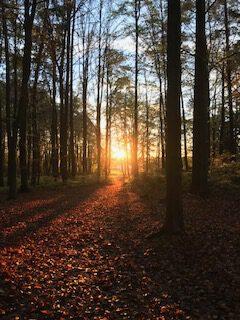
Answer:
112, 147, 127, 160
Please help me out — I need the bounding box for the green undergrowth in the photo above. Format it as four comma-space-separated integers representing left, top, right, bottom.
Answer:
0, 174, 108, 201
129, 162, 240, 202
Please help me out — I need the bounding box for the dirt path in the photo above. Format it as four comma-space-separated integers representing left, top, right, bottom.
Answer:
0, 178, 239, 319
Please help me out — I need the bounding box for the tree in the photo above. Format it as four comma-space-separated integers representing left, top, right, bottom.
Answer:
163, 0, 184, 233
132, 0, 140, 177
0, 84, 4, 187
223, 0, 235, 154
181, 91, 189, 171
219, 62, 225, 155
96, 0, 103, 179
2, 1, 17, 198
192, 0, 209, 195
69, 0, 76, 178
18, 0, 37, 192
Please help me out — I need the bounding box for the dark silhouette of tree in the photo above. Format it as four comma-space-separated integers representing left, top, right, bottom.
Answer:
223, 0, 235, 154
132, 0, 140, 177
192, 0, 210, 195
2, 2, 17, 198
163, 0, 184, 233
18, 0, 37, 192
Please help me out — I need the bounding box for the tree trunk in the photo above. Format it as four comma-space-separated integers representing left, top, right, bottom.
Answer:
159, 78, 165, 170
59, 26, 67, 181
51, 53, 59, 179
105, 62, 110, 178
219, 63, 225, 155
96, 0, 103, 179
132, 0, 140, 177
18, 0, 37, 192
61, 3, 72, 182
164, 0, 184, 233
69, 0, 76, 178
2, 3, 17, 198
82, 33, 90, 175
144, 70, 150, 174
224, 0, 235, 154
82, 62, 89, 175
181, 91, 189, 171
31, 41, 44, 186
0, 93, 4, 187
192, 0, 210, 195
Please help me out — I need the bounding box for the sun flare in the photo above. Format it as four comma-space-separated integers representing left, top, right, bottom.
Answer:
112, 148, 127, 160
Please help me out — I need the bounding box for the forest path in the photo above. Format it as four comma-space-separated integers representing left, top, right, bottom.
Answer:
0, 177, 239, 319
0, 177, 168, 319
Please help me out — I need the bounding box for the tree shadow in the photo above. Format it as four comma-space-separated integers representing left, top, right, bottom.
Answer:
0, 183, 101, 248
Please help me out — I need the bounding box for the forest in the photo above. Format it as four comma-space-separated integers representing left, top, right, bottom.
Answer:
0, 0, 239, 319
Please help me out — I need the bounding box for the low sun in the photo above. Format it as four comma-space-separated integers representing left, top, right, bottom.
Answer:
112, 148, 126, 160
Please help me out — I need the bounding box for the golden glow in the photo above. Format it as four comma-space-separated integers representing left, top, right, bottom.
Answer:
112, 147, 127, 160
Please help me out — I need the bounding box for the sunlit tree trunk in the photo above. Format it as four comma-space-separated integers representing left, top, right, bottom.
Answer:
164, 0, 184, 233
192, 0, 210, 195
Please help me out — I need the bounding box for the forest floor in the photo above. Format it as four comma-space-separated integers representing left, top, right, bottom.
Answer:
0, 166, 239, 319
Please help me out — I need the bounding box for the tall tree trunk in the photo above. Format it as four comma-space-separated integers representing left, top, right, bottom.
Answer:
105, 63, 110, 178
211, 83, 217, 160
31, 41, 44, 186
224, 0, 235, 154
96, 0, 103, 179
0, 93, 4, 187
82, 32, 90, 175
159, 78, 165, 170
181, 91, 189, 171
82, 62, 89, 175
108, 82, 113, 175
51, 54, 59, 179
59, 26, 67, 181
69, 0, 76, 178
144, 70, 150, 174
61, 3, 71, 182
219, 63, 225, 155
192, 0, 210, 195
132, 0, 140, 176
124, 91, 130, 178
18, 0, 37, 192
2, 3, 17, 198
164, 0, 184, 233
